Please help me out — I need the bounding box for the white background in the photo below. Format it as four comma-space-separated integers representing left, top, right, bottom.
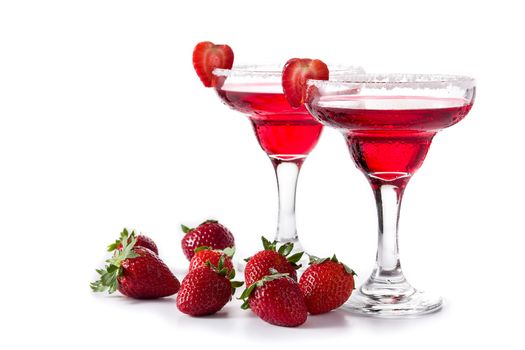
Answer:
1, 0, 523, 348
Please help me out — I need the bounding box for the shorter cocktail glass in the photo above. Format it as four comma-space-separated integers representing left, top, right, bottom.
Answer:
213, 65, 363, 268
305, 74, 475, 316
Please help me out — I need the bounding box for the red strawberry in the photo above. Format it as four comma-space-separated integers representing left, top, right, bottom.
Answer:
240, 270, 307, 327
299, 255, 356, 315
192, 41, 234, 87
91, 230, 180, 299
177, 257, 243, 316
244, 236, 303, 286
189, 246, 235, 273
282, 58, 329, 107
107, 228, 159, 255
181, 220, 235, 260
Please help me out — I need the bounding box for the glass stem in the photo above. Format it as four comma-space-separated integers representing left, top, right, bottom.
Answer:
361, 178, 415, 298
271, 158, 304, 245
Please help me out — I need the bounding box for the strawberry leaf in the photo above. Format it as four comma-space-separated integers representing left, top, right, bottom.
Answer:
194, 246, 211, 254
260, 272, 289, 283
239, 283, 256, 301
230, 280, 244, 295
231, 281, 244, 288
261, 236, 272, 251
90, 264, 119, 293
238, 270, 290, 311
90, 280, 107, 292
106, 242, 119, 252
308, 253, 357, 275
287, 252, 304, 264
107, 228, 129, 252
278, 242, 294, 256
181, 224, 192, 234
91, 229, 140, 294
222, 247, 235, 258
241, 300, 251, 310
342, 263, 356, 276
205, 258, 231, 278
307, 254, 329, 265
218, 255, 225, 270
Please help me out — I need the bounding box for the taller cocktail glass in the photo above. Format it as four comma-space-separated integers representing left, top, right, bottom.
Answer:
305, 74, 476, 316
213, 66, 362, 268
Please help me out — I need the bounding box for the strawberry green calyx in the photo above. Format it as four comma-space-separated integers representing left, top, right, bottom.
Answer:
194, 245, 236, 259
222, 247, 235, 258
181, 219, 219, 234
254, 236, 304, 269
261, 236, 276, 251
181, 224, 193, 234
308, 254, 356, 276
205, 256, 243, 295
205, 255, 231, 278
107, 228, 136, 252
194, 245, 211, 254
307, 254, 330, 265
239, 268, 290, 310
90, 229, 139, 294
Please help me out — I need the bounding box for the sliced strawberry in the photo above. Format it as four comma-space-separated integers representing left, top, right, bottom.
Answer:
192, 41, 234, 87
282, 58, 329, 108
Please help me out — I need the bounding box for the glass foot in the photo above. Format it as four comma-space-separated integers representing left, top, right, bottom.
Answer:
343, 288, 442, 317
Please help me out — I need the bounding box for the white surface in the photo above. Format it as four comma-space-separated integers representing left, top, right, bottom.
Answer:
0, 0, 523, 348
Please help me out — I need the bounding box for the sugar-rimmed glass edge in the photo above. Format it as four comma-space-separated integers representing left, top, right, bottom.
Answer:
307, 73, 476, 90
213, 65, 365, 79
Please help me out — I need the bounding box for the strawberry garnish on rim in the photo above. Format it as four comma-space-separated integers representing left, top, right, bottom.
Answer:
192, 41, 234, 87
282, 58, 329, 108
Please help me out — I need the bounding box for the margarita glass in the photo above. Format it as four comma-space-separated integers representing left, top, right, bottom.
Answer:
212, 65, 363, 268
305, 74, 476, 316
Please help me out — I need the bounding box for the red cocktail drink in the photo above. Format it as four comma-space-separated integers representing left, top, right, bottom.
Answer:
216, 89, 323, 159
310, 95, 472, 184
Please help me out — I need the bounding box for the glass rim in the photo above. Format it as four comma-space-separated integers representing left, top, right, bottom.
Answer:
307, 73, 476, 89
213, 64, 364, 78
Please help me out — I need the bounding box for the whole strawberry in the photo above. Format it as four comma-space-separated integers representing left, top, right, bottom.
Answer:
299, 255, 356, 315
91, 230, 180, 299
181, 220, 235, 260
107, 228, 159, 255
240, 270, 307, 327
177, 256, 243, 316
244, 236, 303, 286
189, 246, 235, 273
